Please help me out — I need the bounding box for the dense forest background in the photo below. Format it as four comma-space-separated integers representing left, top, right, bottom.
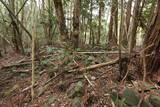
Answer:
0, 0, 157, 52
0, 0, 160, 107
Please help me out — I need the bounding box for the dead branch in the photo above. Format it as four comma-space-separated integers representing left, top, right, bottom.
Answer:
69, 58, 119, 72
43, 72, 62, 86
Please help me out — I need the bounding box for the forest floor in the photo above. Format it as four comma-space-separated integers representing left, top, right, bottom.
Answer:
0, 45, 160, 107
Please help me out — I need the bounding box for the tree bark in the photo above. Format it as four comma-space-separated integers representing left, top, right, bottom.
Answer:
128, 0, 142, 54
143, 0, 160, 74
97, 1, 104, 44
113, 0, 118, 45
8, 0, 24, 54
107, 0, 118, 45
89, 0, 93, 45
119, 0, 124, 78
53, 0, 69, 42
72, 0, 81, 49
122, 0, 132, 47
48, 0, 53, 45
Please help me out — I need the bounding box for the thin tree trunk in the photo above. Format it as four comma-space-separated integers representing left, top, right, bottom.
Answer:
113, 0, 118, 45
89, 0, 93, 45
97, 2, 103, 44
69, 1, 73, 40
84, 18, 87, 44
31, 23, 36, 101
119, 0, 124, 77
47, 0, 53, 45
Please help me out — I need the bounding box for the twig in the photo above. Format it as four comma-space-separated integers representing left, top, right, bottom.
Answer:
84, 74, 94, 87
73, 59, 79, 66
140, 43, 154, 53
43, 72, 62, 86
121, 61, 131, 84
74, 51, 127, 54
121, 44, 153, 84
22, 83, 38, 92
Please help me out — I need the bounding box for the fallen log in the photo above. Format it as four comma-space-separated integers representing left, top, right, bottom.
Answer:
1, 61, 39, 69
69, 58, 119, 72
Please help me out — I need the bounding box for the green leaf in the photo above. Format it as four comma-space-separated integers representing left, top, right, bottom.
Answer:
111, 95, 117, 102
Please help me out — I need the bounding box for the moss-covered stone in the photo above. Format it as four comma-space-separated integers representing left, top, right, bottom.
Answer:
121, 88, 150, 107
67, 81, 85, 98
149, 95, 160, 107
122, 88, 140, 106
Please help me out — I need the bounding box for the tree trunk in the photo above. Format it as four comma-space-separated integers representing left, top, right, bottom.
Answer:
97, 1, 103, 44
122, 0, 132, 47
84, 18, 87, 44
9, 0, 24, 54
126, 0, 132, 33
48, 0, 53, 45
128, 0, 141, 54
53, 0, 69, 42
89, 0, 93, 45
119, 0, 124, 78
107, 0, 118, 45
113, 0, 118, 45
72, 0, 81, 49
143, 0, 160, 75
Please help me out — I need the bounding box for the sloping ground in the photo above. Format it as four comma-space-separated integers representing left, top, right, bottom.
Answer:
0, 53, 24, 69
0, 46, 160, 107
